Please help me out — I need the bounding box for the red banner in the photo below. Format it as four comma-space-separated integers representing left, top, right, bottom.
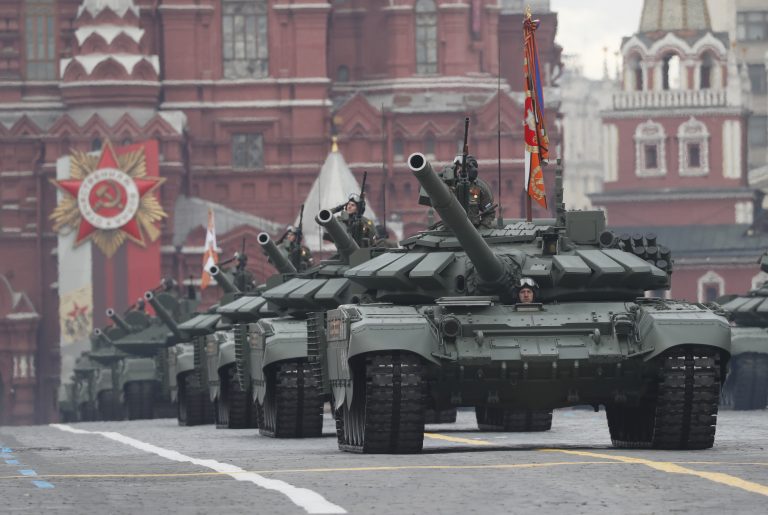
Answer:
523, 13, 549, 210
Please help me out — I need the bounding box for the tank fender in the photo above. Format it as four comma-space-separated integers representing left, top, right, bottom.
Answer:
333, 305, 439, 410
175, 344, 195, 376
636, 305, 731, 361
252, 336, 309, 404
216, 335, 236, 373
729, 327, 768, 356
120, 358, 157, 386
94, 368, 114, 396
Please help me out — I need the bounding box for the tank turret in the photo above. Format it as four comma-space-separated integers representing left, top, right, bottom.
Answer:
315, 208, 360, 261
207, 264, 240, 294
106, 308, 133, 333
408, 153, 516, 292
144, 291, 184, 340
93, 328, 113, 347
258, 232, 298, 274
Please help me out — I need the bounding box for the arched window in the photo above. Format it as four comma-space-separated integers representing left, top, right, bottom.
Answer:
25, 0, 57, 80
91, 137, 102, 151
662, 53, 681, 90
697, 271, 724, 303
626, 54, 643, 91
393, 135, 404, 160
699, 52, 714, 90
634, 120, 666, 176
677, 117, 709, 176
337, 65, 349, 82
415, 0, 437, 74
222, 0, 269, 78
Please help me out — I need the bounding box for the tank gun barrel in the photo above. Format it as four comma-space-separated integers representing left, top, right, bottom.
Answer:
315, 209, 360, 260
257, 232, 298, 274
408, 153, 512, 288
144, 291, 183, 340
93, 328, 113, 346
207, 264, 240, 294
105, 308, 132, 333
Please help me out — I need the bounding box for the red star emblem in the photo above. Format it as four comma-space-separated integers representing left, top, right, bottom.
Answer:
54, 142, 162, 246
67, 302, 89, 319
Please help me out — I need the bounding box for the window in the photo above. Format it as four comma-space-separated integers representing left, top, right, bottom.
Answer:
747, 64, 767, 94
737, 11, 768, 42
415, 0, 437, 74
393, 136, 404, 160
222, 0, 268, 79
644, 145, 658, 169
697, 271, 724, 303
627, 54, 643, 91
662, 53, 681, 90
337, 65, 349, 82
677, 117, 709, 176
232, 133, 264, 169
748, 115, 767, 147
25, 0, 56, 80
424, 133, 435, 158
91, 137, 102, 151
634, 120, 666, 176
700, 52, 714, 90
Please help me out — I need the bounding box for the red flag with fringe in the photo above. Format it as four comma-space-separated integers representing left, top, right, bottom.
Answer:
523, 11, 549, 210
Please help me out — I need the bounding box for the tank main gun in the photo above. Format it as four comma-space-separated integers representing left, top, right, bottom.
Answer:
316, 209, 360, 260
257, 232, 298, 274
93, 328, 114, 347
144, 291, 184, 340
408, 152, 516, 292
106, 308, 133, 333
207, 264, 240, 294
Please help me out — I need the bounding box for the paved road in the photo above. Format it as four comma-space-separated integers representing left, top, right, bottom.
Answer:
1, 408, 767, 514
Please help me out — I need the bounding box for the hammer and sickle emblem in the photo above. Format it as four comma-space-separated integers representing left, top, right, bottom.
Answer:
93, 180, 124, 211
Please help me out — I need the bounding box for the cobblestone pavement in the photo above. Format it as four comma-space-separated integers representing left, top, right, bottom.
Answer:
1, 408, 767, 514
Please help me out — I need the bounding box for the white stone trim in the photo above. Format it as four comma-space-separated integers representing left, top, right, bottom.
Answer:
697, 270, 725, 303
603, 123, 619, 182
160, 99, 333, 109
157, 4, 214, 11
59, 80, 160, 88
677, 116, 709, 176
273, 3, 331, 11
722, 120, 742, 179
735, 201, 754, 224
60, 54, 160, 77
621, 32, 727, 61
634, 119, 666, 177
751, 271, 768, 290
75, 25, 145, 46
162, 77, 331, 86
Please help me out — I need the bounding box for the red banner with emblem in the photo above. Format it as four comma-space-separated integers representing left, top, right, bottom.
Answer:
523, 12, 549, 210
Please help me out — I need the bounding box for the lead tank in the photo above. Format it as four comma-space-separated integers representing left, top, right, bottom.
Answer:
717, 253, 768, 410
324, 152, 731, 454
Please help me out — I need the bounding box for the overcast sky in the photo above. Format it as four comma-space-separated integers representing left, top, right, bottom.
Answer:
551, 0, 644, 80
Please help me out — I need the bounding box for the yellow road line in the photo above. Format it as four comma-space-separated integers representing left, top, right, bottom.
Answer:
0, 461, 617, 481
424, 433, 494, 446
542, 449, 768, 498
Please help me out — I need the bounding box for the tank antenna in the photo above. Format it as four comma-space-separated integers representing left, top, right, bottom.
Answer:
496, 29, 503, 228
381, 103, 387, 231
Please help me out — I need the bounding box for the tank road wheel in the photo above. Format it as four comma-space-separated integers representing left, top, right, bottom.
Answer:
474, 407, 553, 432
97, 390, 122, 421
424, 408, 458, 424
217, 365, 254, 429
336, 352, 426, 454
259, 360, 323, 438
722, 354, 768, 410
125, 381, 156, 420
177, 372, 210, 426
609, 346, 721, 450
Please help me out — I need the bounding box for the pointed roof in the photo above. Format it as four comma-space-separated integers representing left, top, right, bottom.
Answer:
298, 144, 377, 252
639, 0, 711, 33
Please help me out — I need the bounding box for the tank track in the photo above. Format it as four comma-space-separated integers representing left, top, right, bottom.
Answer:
258, 359, 323, 438
609, 345, 721, 450
177, 372, 214, 426
79, 401, 97, 422
424, 408, 458, 424
216, 365, 257, 429
97, 389, 123, 421
336, 352, 426, 454
721, 353, 768, 410
125, 381, 156, 420
474, 407, 552, 432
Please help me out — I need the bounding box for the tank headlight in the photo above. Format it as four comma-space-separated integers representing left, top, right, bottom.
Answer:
441, 317, 461, 339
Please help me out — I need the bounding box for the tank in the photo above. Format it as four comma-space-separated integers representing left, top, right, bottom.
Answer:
227, 210, 372, 439
70, 351, 99, 421
322, 152, 731, 454
717, 254, 768, 410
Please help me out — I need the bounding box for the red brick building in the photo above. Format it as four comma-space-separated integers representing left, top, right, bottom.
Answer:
0, 0, 562, 424
591, 0, 766, 303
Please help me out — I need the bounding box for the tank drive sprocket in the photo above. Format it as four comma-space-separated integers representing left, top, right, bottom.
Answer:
259, 359, 323, 438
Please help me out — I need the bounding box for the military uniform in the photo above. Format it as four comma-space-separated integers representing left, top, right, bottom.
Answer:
278, 239, 313, 271
425, 157, 495, 229
338, 211, 377, 247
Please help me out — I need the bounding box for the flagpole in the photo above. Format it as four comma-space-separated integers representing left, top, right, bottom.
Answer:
525, 6, 533, 223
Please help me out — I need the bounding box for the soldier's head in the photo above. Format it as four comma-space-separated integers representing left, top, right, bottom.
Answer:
345, 193, 363, 215
452, 155, 479, 181
285, 225, 297, 242
516, 277, 538, 303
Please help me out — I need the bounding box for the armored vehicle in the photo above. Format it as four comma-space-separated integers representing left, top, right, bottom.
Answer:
323, 153, 731, 454
69, 351, 99, 421
232, 215, 372, 439
718, 254, 768, 410
89, 327, 131, 420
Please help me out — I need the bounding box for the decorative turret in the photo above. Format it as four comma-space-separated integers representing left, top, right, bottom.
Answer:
60, 0, 160, 106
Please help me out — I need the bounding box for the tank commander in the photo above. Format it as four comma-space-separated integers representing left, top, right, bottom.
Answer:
278, 225, 313, 271
515, 277, 539, 304
424, 155, 496, 229
337, 193, 377, 247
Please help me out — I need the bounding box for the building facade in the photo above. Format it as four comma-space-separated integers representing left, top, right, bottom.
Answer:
0, 0, 562, 424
